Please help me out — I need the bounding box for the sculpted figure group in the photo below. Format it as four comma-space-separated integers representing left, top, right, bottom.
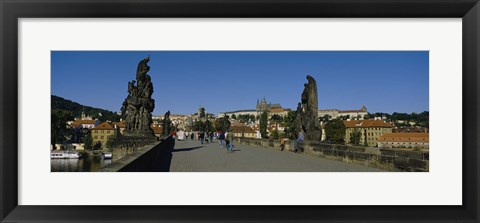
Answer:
296, 75, 322, 141
162, 110, 172, 138
121, 57, 156, 136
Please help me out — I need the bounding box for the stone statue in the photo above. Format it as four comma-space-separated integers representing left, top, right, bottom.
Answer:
120, 56, 155, 137
301, 84, 309, 111
162, 110, 172, 137
306, 75, 318, 115
297, 75, 321, 141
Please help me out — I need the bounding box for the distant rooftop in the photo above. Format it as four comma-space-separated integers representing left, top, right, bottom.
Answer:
221, 109, 256, 113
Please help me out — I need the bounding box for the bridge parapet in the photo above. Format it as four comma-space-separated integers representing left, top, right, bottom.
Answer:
234, 137, 429, 172
98, 136, 175, 172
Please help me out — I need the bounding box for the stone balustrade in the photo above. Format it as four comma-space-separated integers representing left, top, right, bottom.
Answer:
97, 136, 175, 172
233, 137, 429, 172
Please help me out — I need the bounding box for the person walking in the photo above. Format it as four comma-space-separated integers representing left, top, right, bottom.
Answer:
226, 131, 234, 152
172, 130, 177, 141
293, 130, 305, 153
280, 137, 287, 151
218, 131, 225, 147
209, 132, 214, 143
199, 131, 205, 144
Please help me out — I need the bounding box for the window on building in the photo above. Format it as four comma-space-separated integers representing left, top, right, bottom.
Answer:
102, 130, 104, 134
94, 136, 98, 139
101, 136, 104, 139
94, 130, 98, 133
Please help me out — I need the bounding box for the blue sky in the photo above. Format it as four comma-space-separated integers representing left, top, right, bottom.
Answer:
51, 51, 429, 115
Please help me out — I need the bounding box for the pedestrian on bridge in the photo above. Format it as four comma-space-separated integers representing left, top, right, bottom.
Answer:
293, 130, 305, 153
199, 131, 205, 144
209, 132, 214, 143
226, 131, 234, 152
218, 131, 225, 147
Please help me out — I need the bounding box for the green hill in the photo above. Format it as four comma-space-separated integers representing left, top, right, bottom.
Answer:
51, 95, 121, 122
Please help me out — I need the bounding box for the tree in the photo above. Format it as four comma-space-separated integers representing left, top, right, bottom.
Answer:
231, 114, 237, 120
51, 109, 73, 147
105, 137, 115, 149
93, 141, 102, 150
52, 95, 121, 122
271, 129, 279, 140
320, 114, 331, 122
270, 114, 282, 122
349, 128, 362, 146
283, 111, 298, 140
325, 118, 346, 144
249, 114, 256, 123
237, 114, 248, 123
205, 119, 214, 132
363, 113, 372, 120
214, 116, 231, 132
259, 111, 268, 138
83, 133, 93, 150
192, 120, 206, 132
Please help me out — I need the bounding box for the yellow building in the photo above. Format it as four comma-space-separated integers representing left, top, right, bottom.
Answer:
91, 122, 118, 146
344, 119, 392, 147
111, 120, 126, 134
230, 125, 257, 138
378, 133, 429, 149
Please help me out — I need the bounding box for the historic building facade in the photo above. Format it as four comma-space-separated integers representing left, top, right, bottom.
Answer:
256, 97, 291, 117
318, 106, 368, 120
219, 97, 291, 119
377, 133, 429, 149
91, 122, 119, 146
344, 119, 392, 147
230, 124, 257, 138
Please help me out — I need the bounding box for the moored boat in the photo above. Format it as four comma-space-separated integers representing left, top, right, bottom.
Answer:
51, 150, 81, 159
101, 152, 113, 159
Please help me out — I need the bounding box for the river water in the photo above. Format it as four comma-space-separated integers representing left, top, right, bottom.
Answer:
50, 148, 136, 172
51, 157, 112, 172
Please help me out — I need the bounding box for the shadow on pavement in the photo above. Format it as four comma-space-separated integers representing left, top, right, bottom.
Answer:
173, 146, 203, 152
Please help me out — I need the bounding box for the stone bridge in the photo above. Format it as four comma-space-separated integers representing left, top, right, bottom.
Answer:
98, 136, 428, 172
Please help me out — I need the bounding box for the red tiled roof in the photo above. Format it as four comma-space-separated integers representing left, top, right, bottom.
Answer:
339, 110, 365, 113
71, 119, 97, 126
270, 107, 284, 113
378, 133, 429, 142
112, 121, 126, 128
92, 122, 115, 130
344, 119, 392, 128
151, 126, 163, 134
230, 125, 256, 134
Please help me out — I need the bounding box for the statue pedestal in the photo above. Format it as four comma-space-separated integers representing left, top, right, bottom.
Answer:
110, 134, 157, 150
123, 130, 156, 138
305, 130, 322, 141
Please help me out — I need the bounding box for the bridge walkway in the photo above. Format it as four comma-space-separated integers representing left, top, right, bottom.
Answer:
170, 139, 385, 172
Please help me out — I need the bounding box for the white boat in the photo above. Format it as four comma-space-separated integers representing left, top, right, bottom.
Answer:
101, 152, 113, 159
51, 150, 81, 159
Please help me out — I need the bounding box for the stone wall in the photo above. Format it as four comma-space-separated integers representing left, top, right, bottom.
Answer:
233, 137, 429, 172
97, 136, 175, 172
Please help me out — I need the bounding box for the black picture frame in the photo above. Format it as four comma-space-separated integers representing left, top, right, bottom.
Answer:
1, 0, 479, 222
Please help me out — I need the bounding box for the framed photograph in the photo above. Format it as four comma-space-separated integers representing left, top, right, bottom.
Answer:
1, 0, 479, 222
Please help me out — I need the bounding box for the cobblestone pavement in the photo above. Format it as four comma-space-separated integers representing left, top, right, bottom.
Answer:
170, 139, 385, 172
